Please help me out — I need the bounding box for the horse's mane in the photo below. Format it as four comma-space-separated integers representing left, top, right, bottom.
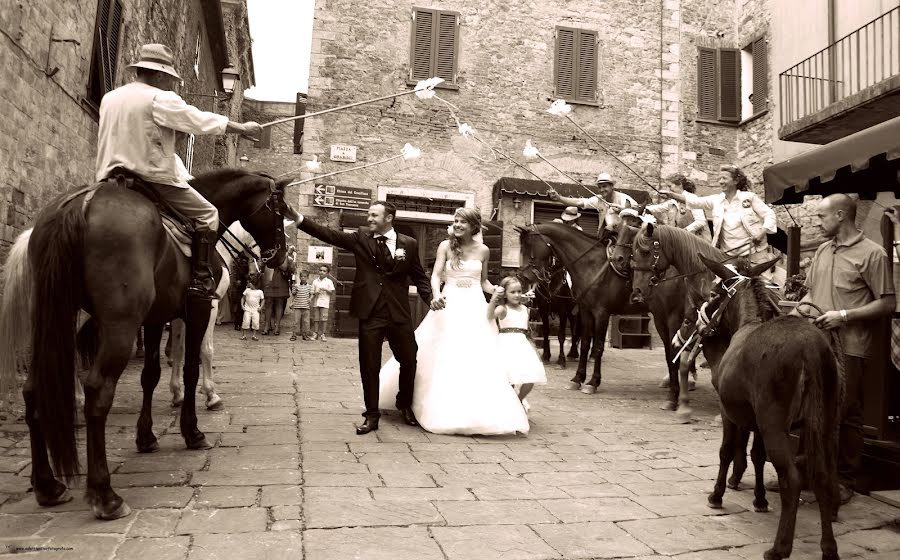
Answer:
191, 168, 254, 185
654, 225, 725, 274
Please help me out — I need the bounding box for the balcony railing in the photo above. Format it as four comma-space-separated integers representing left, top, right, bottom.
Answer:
780, 6, 900, 128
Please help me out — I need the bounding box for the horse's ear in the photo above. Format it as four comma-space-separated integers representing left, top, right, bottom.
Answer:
747, 256, 780, 278
642, 221, 655, 237
698, 254, 735, 281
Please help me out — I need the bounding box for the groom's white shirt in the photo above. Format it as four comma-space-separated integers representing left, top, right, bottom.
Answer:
377, 228, 398, 257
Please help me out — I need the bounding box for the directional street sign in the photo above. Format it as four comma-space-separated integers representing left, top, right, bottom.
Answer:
312, 184, 372, 211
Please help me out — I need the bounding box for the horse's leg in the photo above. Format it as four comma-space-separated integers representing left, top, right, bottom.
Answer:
23, 376, 72, 506
134, 327, 144, 359
180, 298, 212, 449
708, 413, 738, 509
556, 310, 567, 369
570, 312, 591, 389
83, 327, 134, 520
567, 310, 580, 359
728, 429, 751, 489
763, 430, 801, 560
750, 430, 770, 512
136, 325, 164, 453
652, 313, 679, 411
540, 304, 551, 363
202, 299, 222, 410
164, 325, 173, 366
168, 319, 185, 406
582, 311, 610, 394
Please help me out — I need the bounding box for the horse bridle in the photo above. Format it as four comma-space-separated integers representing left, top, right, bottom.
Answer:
246, 181, 288, 265
520, 225, 600, 301
630, 238, 664, 287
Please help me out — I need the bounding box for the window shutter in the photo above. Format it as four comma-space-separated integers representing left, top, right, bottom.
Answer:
752, 37, 768, 114
434, 12, 458, 83
87, 0, 123, 106
409, 8, 434, 81
575, 30, 597, 102
718, 48, 741, 122
697, 47, 717, 120
555, 27, 575, 100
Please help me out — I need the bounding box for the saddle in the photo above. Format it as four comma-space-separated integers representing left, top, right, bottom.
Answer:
64, 170, 196, 258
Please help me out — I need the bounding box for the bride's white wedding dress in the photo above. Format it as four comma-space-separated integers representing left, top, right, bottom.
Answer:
378, 259, 530, 435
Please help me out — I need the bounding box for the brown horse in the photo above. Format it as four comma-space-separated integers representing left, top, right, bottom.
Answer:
696, 256, 841, 560
516, 223, 687, 400
530, 256, 582, 368
4, 169, 296, 520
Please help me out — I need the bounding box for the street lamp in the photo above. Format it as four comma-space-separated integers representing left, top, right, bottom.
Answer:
221, 66, 239, 95
239, 155, 249, 168
512, 196, 522, 210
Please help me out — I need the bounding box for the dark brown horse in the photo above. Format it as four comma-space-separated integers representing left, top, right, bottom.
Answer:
9, 169, 296, 520
696, 256, 841, 560
516, 223, 687, 399
530, 256, 582, 368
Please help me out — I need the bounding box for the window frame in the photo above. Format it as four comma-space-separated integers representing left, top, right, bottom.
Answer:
696, 38, 769, 127
553, 25, 599, 106
84, 0, 124, 116
406, 7, 461, 90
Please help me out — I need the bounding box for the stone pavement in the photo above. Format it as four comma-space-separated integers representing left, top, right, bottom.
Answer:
1, 327, 899, 559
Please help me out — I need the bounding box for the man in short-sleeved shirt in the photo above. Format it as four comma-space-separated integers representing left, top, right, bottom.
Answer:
799, 194, 894, 502
549, 173, 638, 237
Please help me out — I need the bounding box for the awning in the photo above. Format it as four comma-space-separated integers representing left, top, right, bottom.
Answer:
764, 114, 900, 205
493, 177, 652, 205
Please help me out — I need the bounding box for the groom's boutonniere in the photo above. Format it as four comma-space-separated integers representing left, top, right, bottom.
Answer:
394, 248, 406, 261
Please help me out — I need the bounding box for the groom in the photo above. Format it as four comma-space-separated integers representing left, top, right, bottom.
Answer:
294, 201, 432, 434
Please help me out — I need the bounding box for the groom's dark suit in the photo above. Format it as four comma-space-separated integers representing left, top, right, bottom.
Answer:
297, 218, 432, 420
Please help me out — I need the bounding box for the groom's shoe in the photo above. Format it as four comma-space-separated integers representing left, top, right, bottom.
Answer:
400, 408, 419, 427
356, 418, 379, 435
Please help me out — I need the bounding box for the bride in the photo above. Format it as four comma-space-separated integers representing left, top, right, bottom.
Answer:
378, 207, 530, 435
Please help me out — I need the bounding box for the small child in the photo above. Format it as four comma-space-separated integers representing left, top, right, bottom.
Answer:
310, 264, 335, 342
240, 280, 265, 341
487, 276, 546, 409
289, 270, 312, 341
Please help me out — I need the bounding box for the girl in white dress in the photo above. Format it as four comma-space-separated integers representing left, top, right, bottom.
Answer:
487, 277, 547, 406
378, 208, 529, 436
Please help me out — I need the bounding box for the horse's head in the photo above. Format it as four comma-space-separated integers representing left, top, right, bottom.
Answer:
630, 222, 670, 303
242, 176, 299, 269
609, 208, 645, 275
696, 254, 780, 333
514, 224, 555, 293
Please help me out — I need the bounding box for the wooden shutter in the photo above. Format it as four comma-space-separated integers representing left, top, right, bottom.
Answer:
718, 48, 741, 122
410, 8, 434, 81
434, 11, 458, 83
752, 37, 768, 115
697, 47, 718, 120
554, 27, 576, 100
87, 0, 123, 106
575, 30, 598, 102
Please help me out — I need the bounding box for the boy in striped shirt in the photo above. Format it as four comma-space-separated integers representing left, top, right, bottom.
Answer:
290, 270, 312, 341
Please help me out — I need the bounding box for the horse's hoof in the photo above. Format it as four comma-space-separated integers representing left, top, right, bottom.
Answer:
675, 409, 693, 424
763, 548, 783, 560
580, 384, 596, 395
185, 435, 212, 450
92, 500, 132, 521
707, 497, 724, 509
754, 503, 770, 513
688, 379, 697, 391
727, 477, 742, 490
136, 438, 160, 453
566, 381, 581, 390
35, 483, 72, 507
555, 363, 567, 370
659, 401, 677, 411
206, 395, 224, 411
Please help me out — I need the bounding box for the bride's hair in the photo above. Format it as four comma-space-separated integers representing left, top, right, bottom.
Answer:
498, 276, 522, 305
448, 207, 483, 269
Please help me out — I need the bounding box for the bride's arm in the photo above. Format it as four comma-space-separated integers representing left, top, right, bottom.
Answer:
479, 244, 495, 294
430, 241, 449, 310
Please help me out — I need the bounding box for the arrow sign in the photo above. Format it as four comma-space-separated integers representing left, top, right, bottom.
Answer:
314, 185, 327, 195
314, 195, 325, 205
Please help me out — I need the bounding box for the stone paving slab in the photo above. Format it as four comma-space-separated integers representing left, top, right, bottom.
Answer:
1, 331, 898, 560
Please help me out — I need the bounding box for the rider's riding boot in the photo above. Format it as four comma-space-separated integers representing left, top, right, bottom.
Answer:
188, 229, 218, 300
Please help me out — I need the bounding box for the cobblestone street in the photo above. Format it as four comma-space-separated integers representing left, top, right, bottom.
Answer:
1, 328, 899, 559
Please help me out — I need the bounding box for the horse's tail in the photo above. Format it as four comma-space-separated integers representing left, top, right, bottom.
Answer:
0, 228, 34, 397
801, 334, 842, 497
28, 198, 88, 479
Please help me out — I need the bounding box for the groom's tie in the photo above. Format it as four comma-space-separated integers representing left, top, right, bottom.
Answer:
375, 235, 393, 267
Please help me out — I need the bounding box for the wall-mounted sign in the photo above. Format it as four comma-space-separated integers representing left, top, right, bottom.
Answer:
330, 144, 357, 162
307, 245, 333, 265
312, 184, 372, 211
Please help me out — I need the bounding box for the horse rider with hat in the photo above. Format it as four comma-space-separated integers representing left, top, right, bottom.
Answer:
552, 206, 584, 232
95, 43, 263, 299
548, 172, 638, 237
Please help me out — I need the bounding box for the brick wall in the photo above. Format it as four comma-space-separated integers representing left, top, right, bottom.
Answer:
0, 0, 248, 267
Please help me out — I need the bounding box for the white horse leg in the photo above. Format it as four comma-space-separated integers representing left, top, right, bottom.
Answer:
169, 319, 186, 406
202, 299, 222, 410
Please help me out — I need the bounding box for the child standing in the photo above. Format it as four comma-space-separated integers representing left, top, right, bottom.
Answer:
240, 280, 265, 341
289, 270, 312, 341
487, 276, 546, 408
310, 264, 335, 342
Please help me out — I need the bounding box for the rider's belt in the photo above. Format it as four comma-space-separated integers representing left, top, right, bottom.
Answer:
499, 328, 529, 334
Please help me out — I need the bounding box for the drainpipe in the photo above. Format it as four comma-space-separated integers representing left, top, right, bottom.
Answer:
827, 0, 838, 101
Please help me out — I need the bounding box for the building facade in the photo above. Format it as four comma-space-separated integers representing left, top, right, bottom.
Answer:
0, 0, 254, 266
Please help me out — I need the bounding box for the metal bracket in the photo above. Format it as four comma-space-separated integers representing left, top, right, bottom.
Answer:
45, 24, 81, 78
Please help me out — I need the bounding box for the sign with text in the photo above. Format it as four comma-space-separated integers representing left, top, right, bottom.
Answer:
312, 184, 372, 212
307, 245, 333, 265
329, 144, 357, 162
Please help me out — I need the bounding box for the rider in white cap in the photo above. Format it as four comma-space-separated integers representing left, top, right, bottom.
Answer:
95, 43, 262, 299
548, 173, 638, 237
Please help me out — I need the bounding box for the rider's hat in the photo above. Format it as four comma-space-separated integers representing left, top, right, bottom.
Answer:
560, 206, 582, 222
128, 44, 181, 79
595, 172, 615, 185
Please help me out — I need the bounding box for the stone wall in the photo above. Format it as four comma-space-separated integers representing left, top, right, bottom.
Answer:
0, 0, 247, 266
